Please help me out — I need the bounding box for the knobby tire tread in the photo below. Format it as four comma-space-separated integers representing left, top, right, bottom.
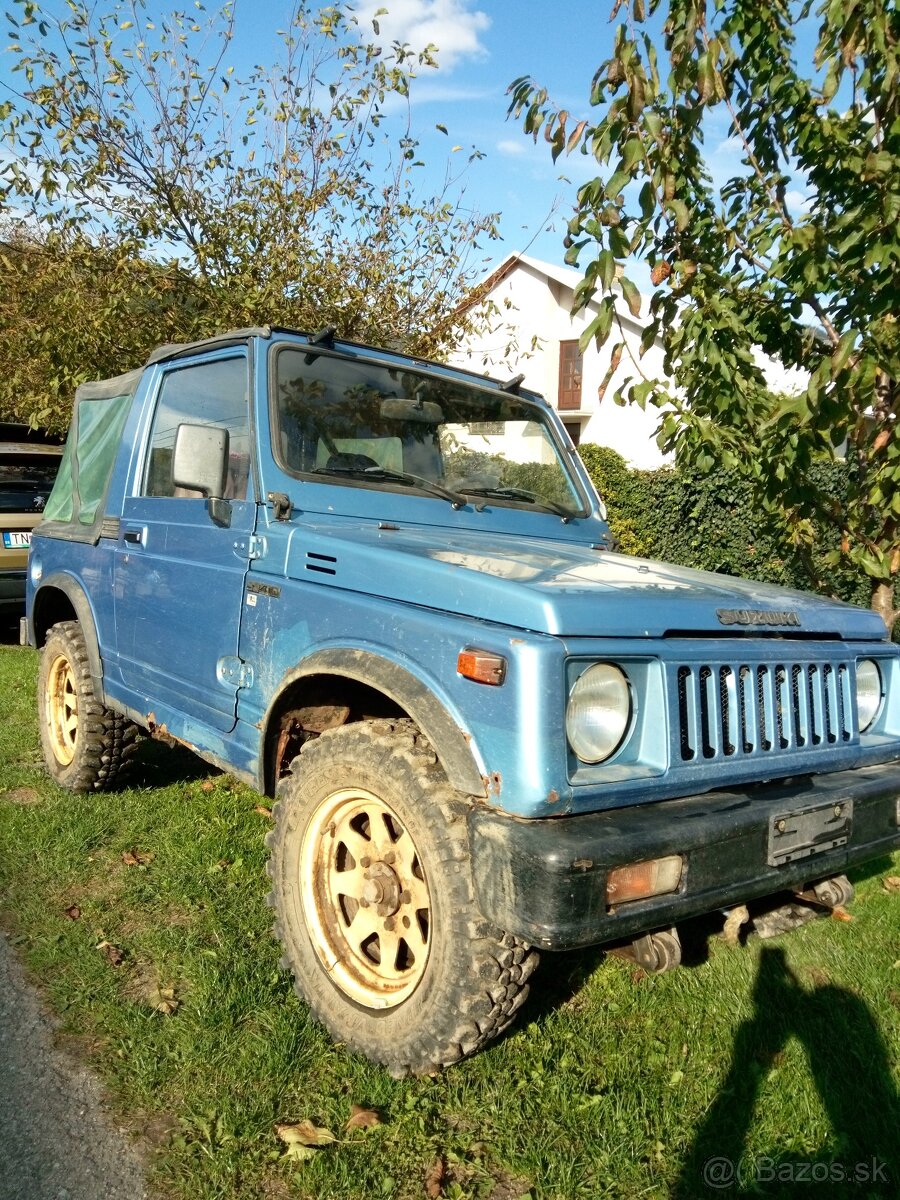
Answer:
265, 718, 539, 1074
40, 621, 138, 792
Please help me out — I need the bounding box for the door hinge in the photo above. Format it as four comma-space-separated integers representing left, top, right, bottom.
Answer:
232, 534, 268, 560
217, 656, 255, 689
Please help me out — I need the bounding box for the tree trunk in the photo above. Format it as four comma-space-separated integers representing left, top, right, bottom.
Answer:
871, 580, 898, 636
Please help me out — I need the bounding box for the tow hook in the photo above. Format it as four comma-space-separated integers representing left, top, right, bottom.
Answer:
609, 927, 682, 974
749, 873, 856, 940
794, 873, 855, 910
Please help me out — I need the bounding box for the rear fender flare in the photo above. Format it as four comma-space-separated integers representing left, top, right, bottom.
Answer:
31, 575, 105, 701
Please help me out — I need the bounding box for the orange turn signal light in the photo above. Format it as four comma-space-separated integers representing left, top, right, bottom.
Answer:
457, 649, 507, 686
606, 855, 683, 907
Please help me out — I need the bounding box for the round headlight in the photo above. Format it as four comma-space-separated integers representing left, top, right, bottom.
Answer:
566, 663, 632, 763
856, 659, 882, 732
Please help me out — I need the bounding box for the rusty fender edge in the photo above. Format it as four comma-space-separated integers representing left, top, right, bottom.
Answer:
468, 759, 900, 951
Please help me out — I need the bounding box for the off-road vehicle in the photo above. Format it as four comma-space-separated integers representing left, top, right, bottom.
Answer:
24, 327, 900, 1074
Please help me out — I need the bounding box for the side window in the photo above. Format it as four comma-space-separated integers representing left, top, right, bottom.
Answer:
144, 357, 250, 499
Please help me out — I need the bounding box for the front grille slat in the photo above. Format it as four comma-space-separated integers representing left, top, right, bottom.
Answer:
740, 666, 757, 753
810, 666, 825, 745
676, 656, 856, 764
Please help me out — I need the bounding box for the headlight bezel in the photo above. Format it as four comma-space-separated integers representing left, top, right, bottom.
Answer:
856, 658, 883, 733
566, 662, 634, 764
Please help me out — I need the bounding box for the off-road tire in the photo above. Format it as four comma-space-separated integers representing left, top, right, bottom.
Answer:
266, 718, 539, 1075
38, 620, 138, 791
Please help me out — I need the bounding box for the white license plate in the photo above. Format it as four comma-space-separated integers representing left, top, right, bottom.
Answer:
2, 531, 31, 550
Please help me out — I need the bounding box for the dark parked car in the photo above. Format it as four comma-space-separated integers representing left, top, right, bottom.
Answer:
1, 423, 63, 616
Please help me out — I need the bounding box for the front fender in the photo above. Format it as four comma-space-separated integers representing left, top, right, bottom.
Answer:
265, 646, 487, 798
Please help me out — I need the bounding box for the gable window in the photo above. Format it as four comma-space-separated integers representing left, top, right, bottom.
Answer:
558, 340, 583, 410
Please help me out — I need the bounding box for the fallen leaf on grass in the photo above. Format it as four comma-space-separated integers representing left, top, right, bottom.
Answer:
424, 1156, 446, 1199
200, 780, 216, 792
831, 906, 853, 922
275, 1120, 336, 1161
882, 876, 900, 894
122, 849, 155, 866
64, 905, 81, 920
96, 940, 125, 966
142, 982, 180, 1015
344, 1104, 382, 1131
254, 805, 273, 818
4, 788, 41, 805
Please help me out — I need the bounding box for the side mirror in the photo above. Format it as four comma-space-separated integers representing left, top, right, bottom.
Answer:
172, 424, 231, 526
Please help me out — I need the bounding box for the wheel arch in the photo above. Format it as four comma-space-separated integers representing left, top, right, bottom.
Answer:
261, 647, 486, 799
31, 576, 105, 701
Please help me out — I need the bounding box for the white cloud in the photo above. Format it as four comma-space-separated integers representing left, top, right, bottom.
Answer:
785, 188, 814, 215
496, 139, 527, 157
353, 1, 490, 70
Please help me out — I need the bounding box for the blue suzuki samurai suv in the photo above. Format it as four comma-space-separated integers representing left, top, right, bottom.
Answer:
23, 326, 900, 1073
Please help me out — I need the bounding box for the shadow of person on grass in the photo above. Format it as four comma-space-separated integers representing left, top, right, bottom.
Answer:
674, 944, 900, 1197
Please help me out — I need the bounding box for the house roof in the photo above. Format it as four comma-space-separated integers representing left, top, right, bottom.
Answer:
460, 251, 645, 330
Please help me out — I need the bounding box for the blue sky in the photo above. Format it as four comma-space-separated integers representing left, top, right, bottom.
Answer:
338, 0, 628, 270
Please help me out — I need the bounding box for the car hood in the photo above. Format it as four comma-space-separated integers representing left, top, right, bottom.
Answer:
287, 521, 886, 641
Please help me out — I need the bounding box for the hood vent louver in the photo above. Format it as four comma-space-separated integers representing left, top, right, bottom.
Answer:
306, 551, 337, 576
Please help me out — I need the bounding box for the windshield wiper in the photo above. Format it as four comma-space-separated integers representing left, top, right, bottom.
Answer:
311, 465, 470, 509
462, 485, 575, 521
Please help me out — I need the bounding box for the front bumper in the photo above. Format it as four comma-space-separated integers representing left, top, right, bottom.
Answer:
469, 760, 900, 950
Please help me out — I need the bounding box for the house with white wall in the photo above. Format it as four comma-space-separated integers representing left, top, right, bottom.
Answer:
450, 252, 807, 470
449, 252, 669, 468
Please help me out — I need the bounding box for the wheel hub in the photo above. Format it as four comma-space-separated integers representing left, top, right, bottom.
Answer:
362, 861, 402, 916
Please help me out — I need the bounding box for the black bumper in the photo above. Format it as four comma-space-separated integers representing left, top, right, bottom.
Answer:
469, 760, 900, 950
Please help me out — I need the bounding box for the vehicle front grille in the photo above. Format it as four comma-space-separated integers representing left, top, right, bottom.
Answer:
675, 660, 853, 762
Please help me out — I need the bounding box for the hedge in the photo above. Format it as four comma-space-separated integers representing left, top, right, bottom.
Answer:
577, 443, 871, 611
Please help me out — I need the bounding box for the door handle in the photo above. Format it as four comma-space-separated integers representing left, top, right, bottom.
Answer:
124, 529, 143, 545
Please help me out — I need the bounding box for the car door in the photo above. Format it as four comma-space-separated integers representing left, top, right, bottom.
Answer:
113, 352, 255, 733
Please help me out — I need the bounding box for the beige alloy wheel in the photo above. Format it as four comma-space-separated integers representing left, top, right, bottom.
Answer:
300, 786, 431, 1008
269, 720, 539, 1072
37, 621, 139, 792
44, 649, 79, 767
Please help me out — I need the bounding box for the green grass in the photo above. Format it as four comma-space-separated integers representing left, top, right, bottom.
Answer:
1, 641, 899, 1200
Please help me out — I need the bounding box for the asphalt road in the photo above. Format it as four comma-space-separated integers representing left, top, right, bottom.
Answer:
0, 930, 150, 1200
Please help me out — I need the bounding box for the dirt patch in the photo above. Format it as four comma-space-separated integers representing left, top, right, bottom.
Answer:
2, 787, 42, 805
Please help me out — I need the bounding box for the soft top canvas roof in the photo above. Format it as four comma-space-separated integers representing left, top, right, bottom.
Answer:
41, 371, 139, 542
145, 326, 272, 365
74, 367, 145, 403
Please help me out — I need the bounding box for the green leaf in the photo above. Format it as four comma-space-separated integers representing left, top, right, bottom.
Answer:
830, 330, 856, 378
619, 275, 641, 317
598, 248, 616, 291
579, 299, 614, 349
668, 199, 689, 231
606, 169, 631, 200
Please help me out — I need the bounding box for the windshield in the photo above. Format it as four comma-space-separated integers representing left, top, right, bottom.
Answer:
274, 348, 586, 518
